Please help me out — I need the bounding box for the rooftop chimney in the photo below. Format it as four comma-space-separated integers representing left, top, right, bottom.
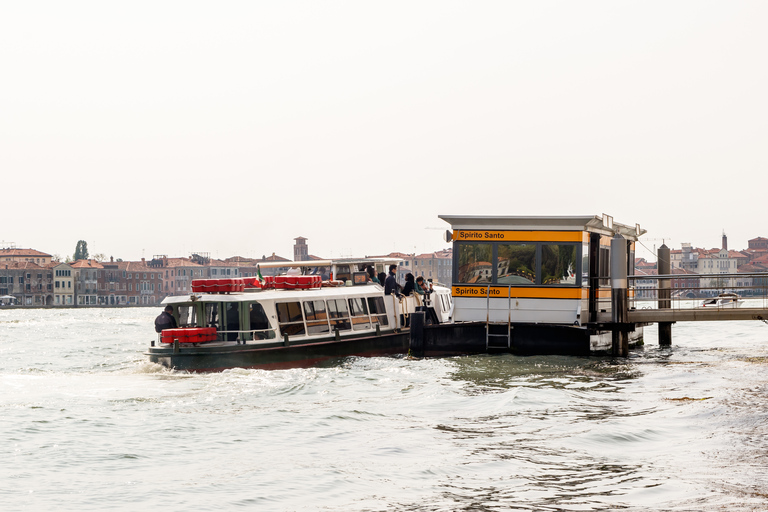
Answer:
722, 232, 728, 251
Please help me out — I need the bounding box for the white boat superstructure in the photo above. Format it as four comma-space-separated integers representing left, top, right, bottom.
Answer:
147, 258, 453, 371
700, 293, 742, 308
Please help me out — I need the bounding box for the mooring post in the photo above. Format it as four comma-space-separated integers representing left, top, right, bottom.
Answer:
658, 243, 672, 345
611, 234, 629, 357
409, 311, 425, 358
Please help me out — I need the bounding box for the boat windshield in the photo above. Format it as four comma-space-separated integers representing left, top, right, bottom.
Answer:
177, 304, 199, 327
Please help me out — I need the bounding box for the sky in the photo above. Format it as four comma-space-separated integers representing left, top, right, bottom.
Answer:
1, 1, 766, 263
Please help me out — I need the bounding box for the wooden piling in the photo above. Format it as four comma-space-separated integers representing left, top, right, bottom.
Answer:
658, 244, 672, 345
611, 234, 629, 357
409, 311, 425, 357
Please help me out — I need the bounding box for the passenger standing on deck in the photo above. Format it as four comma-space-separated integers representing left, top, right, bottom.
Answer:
401, 273, 416, 296
384, 264, 401, 296
154, 305, 177, 333
366, 266, 380, 284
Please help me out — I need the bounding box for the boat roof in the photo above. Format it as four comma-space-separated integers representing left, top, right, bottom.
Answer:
162, 281, 451, 305
438, 214, 646, 239
162, 283, 389, 305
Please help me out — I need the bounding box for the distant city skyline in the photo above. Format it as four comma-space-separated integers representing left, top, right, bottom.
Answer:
3, 229, 767, 266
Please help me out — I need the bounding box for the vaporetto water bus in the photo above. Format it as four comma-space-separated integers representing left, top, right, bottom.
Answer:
147, 258, 453, 371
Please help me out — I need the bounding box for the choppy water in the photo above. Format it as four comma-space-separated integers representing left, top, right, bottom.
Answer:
1, 308, 768, 511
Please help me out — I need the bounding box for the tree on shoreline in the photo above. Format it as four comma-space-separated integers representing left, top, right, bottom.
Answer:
74, 240, 89, 261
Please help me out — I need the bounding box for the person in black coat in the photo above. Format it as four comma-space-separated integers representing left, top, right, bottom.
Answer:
384, 264, 401, 296
401, 273, 416, 296
154, 305, 177, 333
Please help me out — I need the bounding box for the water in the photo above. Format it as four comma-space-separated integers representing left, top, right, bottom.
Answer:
2, 308, 768, 511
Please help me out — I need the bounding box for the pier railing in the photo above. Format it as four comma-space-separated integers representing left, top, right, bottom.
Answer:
623, 272, 768, 323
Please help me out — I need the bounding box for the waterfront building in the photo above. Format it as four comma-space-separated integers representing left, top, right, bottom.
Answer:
97, 259, 131, 306
672, 268, 700, 298
130, 261, 163, 305
695, 244, 748, 294
633, 267, 657, 299
736, 263, 768, 296
147, 256, 203, 299
748, 236, 768, 251
412, 249, 453, 285
0, 247, 53, 266
70, 259, 103, 305
670, 243, 698, 271
206, 258, 241, 280
52, 262, 75, 305
225, 256, 260, 279
635, 258, 656, 271
0, 261, 53, 305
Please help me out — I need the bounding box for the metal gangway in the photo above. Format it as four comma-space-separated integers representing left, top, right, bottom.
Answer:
598, 240, 768, 356
625, 272, 768, 324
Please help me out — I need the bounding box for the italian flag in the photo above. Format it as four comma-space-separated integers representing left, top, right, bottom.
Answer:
256, 265, 265, 288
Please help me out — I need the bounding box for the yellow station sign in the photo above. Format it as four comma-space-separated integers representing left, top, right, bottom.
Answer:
452, 286, 586, 300
453, 230, 586, 243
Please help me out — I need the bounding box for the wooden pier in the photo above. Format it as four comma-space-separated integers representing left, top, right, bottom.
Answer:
620, 244, 768, 348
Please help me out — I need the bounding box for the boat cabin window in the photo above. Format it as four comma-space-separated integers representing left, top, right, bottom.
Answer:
304, 300, 330, 335
438, 294, 449, 313
497, 244, 536, 285
456, 243, 493, 284
367, 296, 389, 326
334, 265, 351, 282
224, 302, 240, 341
275, 296, 383, 339
176, 304, 199, 327
327, 299, 351, 332
248, 302, 274, 340
348, 297, 371, 330
277, 301, 306, 336
205, 303, 219, 330
249, 302, 270, 330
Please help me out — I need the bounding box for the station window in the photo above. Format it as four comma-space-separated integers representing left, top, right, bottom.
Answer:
497, 244, 536, 285
456, 241, 581, 286
456, 243, 492, 284
540, 244, 578, 285
599, 246, 610, 286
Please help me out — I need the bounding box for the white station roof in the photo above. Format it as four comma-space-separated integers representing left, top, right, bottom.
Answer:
438, 214, 646, 240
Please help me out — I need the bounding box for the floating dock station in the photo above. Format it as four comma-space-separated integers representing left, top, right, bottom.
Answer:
412, 214, 768, 357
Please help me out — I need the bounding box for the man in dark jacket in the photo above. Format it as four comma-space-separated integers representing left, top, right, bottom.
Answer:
384, 264, 401, 296
154, 305, 177, 333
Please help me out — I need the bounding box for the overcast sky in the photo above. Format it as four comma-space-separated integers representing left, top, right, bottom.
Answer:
2, 1, 766, 263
